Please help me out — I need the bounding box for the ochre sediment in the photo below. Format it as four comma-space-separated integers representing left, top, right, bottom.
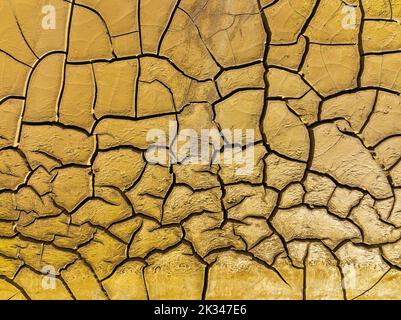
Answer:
1, 0, 401, 300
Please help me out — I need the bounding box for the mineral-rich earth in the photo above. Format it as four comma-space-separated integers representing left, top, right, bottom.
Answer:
0, 0, 401, 300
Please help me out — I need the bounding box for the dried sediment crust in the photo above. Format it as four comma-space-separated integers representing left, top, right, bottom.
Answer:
1, 0, 401, 300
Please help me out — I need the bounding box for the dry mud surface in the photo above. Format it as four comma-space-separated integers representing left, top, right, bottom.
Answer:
1, 0, 401, 300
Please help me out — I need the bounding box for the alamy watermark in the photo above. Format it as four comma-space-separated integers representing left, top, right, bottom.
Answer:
342, 5, 357, 30
145, 122, 256, 176
41, 265, 56, 290
41, 5, 56, 30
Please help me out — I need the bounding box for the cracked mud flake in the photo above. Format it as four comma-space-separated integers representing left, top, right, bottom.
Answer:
1, 0, 401, 300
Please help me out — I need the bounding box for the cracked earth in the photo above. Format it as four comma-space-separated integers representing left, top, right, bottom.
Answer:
1, 0, 401, 300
